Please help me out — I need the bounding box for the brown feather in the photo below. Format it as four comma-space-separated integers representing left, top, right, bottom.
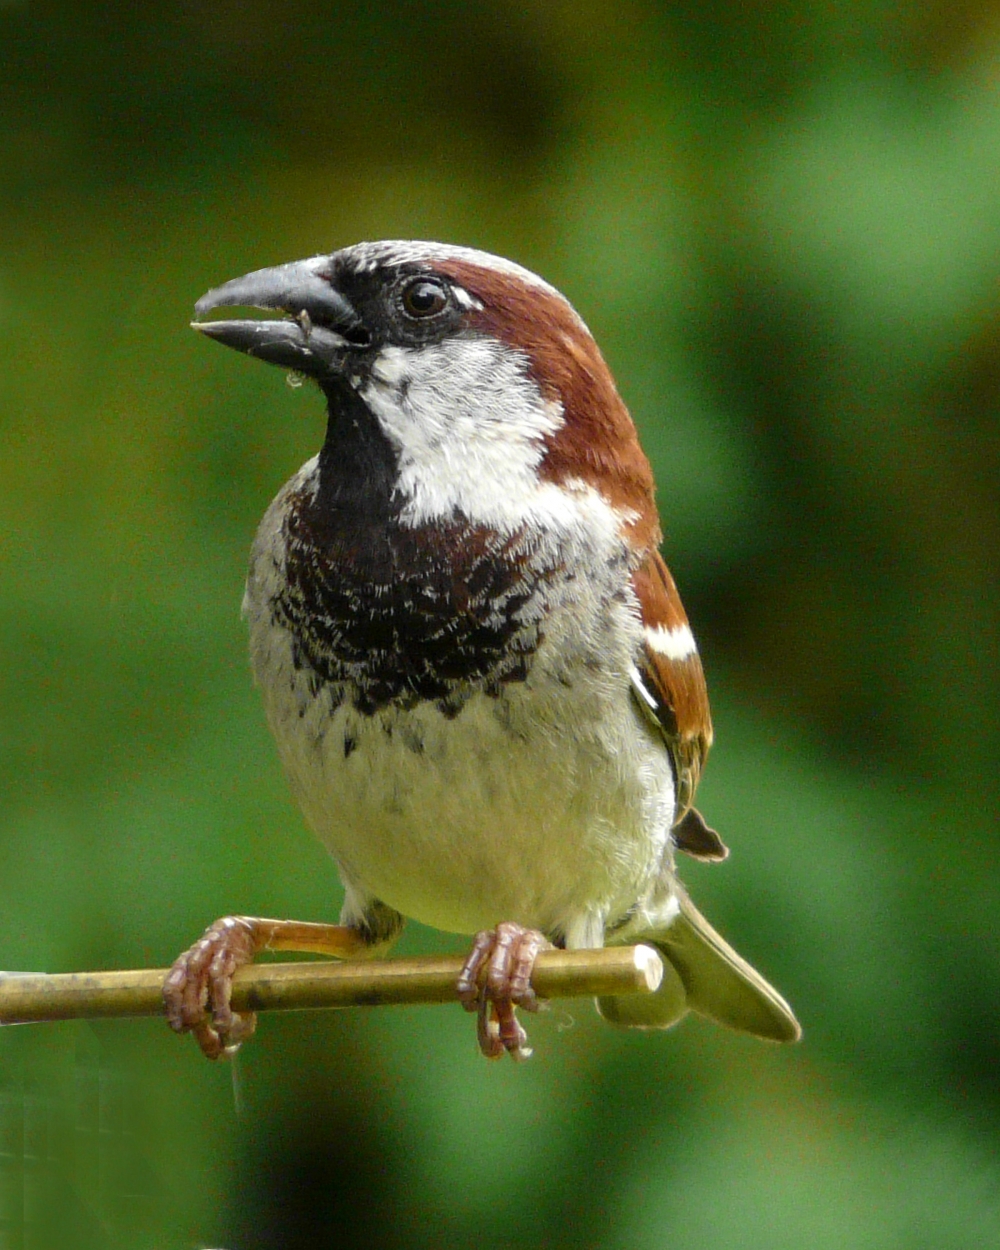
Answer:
438, 257, 717, 851
632, 551, 714, 830
673, 807, 729, 862
436, 258, 661, 549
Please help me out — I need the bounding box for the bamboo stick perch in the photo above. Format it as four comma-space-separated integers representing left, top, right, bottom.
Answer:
0, 945, 664, 1026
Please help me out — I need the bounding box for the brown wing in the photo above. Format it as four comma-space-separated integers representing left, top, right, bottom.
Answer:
630, 551, 728, 862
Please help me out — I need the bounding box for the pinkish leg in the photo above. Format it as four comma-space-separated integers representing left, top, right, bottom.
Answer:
457, 922, 549, 1061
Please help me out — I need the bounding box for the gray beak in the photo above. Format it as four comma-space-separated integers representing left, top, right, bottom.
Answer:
191, 256, 369, 376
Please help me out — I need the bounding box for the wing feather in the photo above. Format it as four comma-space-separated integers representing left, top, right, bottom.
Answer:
630, 551, 726, 860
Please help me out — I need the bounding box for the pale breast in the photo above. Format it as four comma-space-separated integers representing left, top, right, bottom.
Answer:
256, 623, 674, 938
244, 460, 677, 940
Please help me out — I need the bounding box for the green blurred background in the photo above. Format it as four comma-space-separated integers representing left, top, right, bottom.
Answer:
2, 1, 999, 1246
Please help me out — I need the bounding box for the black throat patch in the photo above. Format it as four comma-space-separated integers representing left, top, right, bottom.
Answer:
271, 382, 557, 717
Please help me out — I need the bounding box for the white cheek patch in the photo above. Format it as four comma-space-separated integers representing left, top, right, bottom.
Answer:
361, 339, 569, 530
645, 623, 697, 661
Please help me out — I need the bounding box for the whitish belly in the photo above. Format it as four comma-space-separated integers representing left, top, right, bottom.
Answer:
260, 673, 675, 938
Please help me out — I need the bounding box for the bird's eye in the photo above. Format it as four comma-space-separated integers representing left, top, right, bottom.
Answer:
401, 278, 449, 319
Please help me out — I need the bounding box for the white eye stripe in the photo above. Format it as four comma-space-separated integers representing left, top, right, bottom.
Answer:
451, 286, 483, 312
644, 623, 697, 661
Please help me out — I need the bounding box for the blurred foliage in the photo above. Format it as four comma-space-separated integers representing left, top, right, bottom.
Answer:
1, 0, 999, 1246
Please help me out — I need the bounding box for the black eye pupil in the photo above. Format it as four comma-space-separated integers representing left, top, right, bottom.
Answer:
404, 279, 447, 317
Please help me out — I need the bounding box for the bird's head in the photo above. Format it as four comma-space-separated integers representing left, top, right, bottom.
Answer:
193, 241, 658, 546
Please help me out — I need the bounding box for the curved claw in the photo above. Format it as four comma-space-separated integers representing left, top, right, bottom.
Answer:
457, 922, 549, 1061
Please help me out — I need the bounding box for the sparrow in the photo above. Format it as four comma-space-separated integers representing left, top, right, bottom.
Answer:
165, 241, 800, 1061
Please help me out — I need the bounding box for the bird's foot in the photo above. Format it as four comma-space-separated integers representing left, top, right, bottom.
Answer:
163, 915, 370, 1059
457, 922, 549, 1061
163, 916, 260, 1060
